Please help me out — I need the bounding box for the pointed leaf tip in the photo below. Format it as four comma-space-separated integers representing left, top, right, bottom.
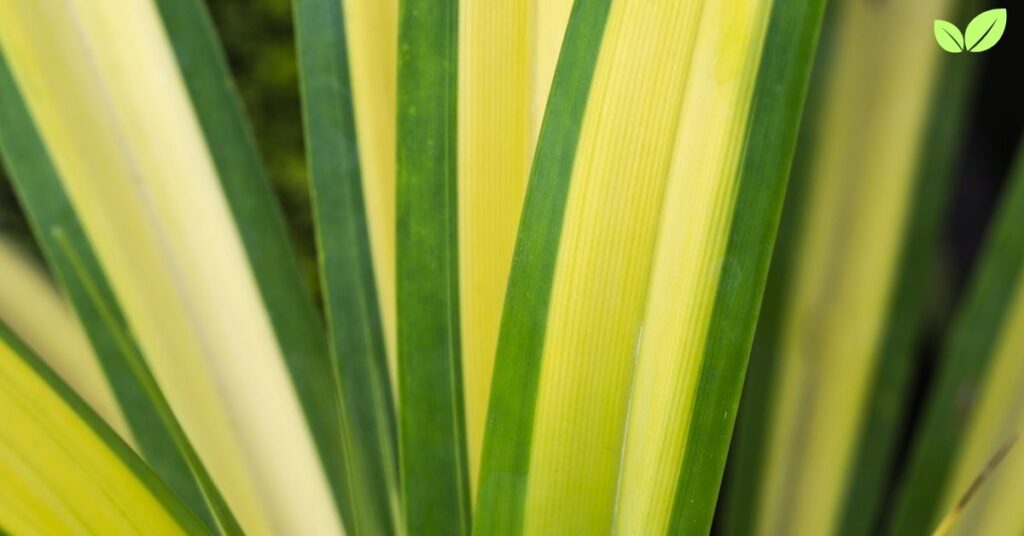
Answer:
934, 19, 965, 53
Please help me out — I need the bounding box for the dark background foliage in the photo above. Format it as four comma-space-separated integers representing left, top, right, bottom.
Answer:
205, 0, 316, 287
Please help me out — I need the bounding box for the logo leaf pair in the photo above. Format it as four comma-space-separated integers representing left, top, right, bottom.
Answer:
934, 8, 1007, 53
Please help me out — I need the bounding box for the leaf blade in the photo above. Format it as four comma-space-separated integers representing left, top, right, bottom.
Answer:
476, 0, 821, 534
458, 0, 538, 496
886, 137, 1024, 536
397, 0, 471, 533
340, 0, 400, 392
835, 2, 983, 530
722, 1, 963, 534
148, 1, 356, 528
471, 1, 613, 532
0, 322, 209, 536
0, 237, 129, 440
292, 0, 402, 532
0, 1, 345, 532
0, 44, 241, 536
657, 0, 826, 532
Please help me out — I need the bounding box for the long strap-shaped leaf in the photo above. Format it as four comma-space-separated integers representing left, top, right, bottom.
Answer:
0, 1, 344, 533
886, 140, 1024, 536
327, 1, 574, 510
473, 2, 616, 531
458, 0, 539, 496
649, 1, 824, 532
719, 0, 959, 534
292, 0, 401, 533
397, 0, 472, 533
0, 236, 130, 439
0, 322, 209, 535
327, 1, 577, 516
721, 0, 979, 534
474, 0, 824, 533
0, 49, 241, 536
338, 0, 400, 395
716, 8, 840, 533
835, 2, 980, 532
147, 1, 356, 531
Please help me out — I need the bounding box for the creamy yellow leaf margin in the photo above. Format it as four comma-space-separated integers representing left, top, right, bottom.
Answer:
521, 1, 766, 531
0, 236, 130, 440
342, 0, 400, 390
0, 325, 207, 535
887, 140, 1024, 536
753, 1, 952, 533
342, 1, 575, 494
0, 1, 341, 533
475, 0, 826, 532
939, 279, 1024, 535
457, 0, 574, 493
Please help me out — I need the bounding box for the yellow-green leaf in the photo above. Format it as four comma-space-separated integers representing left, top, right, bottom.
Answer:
888, 137, 1024, 536
0, 237, 129, 440
0, 323, 208, 536
723, 1, 961, 534
0, 1, 345, 533
474, 0, 825, 533
457, 0, 572, 496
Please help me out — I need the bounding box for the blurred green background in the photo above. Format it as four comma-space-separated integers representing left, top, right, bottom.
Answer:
206, 0, 316, 286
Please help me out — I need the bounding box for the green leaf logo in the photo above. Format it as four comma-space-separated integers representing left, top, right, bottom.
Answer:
965, 8, 1008, 52
934, 19, 965, 52
934, 8, 1007, 53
